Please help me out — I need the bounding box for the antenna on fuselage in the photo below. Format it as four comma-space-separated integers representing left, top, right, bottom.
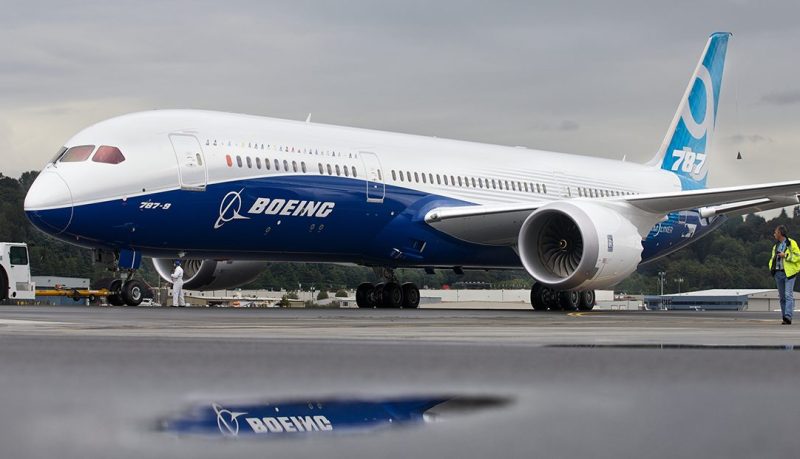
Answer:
305, 113, 312, 123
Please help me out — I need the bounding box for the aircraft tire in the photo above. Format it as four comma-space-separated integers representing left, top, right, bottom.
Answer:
371, 283, 386, 308
530, 283, 547, 311
401, 283, 420, 309
122, 279, 144, 306
107, 279, 125, 306
579, 290, 596, 311
541, 286, 560, 311
356, 283, 374, 308
382, 282, 403, 308
559, 291, 580, 311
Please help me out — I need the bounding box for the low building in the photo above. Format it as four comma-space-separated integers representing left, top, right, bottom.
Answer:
644, 289, 799, 312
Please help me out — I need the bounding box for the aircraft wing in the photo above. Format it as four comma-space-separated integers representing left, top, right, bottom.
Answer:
424, 180, 800, 246
623, 179, 800, 216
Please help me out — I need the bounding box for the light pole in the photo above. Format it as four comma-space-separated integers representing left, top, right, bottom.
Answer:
675, 277, 684, 294
658, 271, 667, 296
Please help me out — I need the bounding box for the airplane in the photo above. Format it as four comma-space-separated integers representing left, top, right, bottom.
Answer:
22, 32, 800, 310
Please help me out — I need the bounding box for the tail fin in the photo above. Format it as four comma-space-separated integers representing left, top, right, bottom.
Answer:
648, 32, 731, 190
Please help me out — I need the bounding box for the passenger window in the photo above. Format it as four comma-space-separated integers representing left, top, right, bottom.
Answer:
292, 161, 298, 172
478, 178, 483, 188
196, 154, 203, 166
443, 175, 449, 186
543, 184, 547, 194
392, 170, 397, 181
436, 175, 441, 185
246, 156, 252, 168
457, 176, 462, 187
318, 163, 324, 174
256, 157, 262, 169
492, 179, 496, 189
421, 173, 427, 184
399, 171, 404, 182
225, 155, 233, 167
524, 183, 528, 192
9, 246, 28, 265
60, 145, 95, 162
377, 170, 382, 180
471, 177, 476, 187
335, 165, 341, 176
265, 158, 271, 170
351, 166, 357, 178
92, 146, 125, 164
327, 164, 333, 175
283, 160, 289, 171
407, 171, 412, 182
498, 181, 503, 190
429, 173, 434, 183
301, 162, 307, 173
237, 156, 243, 168
536, 183, 541, 193
343, 165, 349, 177
274, 159, 280, 170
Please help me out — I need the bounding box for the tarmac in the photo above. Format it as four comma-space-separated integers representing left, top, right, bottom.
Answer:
1, 305, 799, 458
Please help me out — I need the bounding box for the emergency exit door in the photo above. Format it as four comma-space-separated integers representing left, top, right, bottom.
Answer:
360, 151, 385, 203
170, 134, 207, 190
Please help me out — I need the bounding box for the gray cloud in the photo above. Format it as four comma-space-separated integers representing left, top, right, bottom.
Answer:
760, 91, 800, 106
0, 0, 799, 191
727, 134, 773, 144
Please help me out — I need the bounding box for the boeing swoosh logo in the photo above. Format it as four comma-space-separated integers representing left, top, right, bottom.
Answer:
213, 403, 247, 437
214, 189, 250, 229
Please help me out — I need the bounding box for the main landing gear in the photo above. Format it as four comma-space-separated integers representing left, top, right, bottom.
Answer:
355, 268, 420, 309
530, 282, 595, 311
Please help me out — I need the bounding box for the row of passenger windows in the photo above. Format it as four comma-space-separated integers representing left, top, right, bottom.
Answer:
226, 154, 358, 178
391, 169, 548, 194
576, 187, 634, 198
209, 139, 353, 159
225, 154, 636, 198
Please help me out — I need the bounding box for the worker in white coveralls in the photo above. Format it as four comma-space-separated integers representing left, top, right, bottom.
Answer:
170, 260, 186, 307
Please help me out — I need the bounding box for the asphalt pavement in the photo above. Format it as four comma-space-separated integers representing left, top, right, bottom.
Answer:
1, 306, 798, 458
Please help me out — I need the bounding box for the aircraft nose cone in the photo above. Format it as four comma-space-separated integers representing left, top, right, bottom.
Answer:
24, 171, 74, 234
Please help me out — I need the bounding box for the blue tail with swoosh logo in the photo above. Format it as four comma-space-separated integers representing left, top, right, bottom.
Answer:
648, 32, 731, 190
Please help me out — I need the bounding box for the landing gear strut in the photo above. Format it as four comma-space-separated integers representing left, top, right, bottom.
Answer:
96, 249, 145, 307
531, 282, 594, 311
356, 268, 420, 309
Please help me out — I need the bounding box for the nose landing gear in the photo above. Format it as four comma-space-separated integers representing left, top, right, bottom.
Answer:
96, 249, 146, 306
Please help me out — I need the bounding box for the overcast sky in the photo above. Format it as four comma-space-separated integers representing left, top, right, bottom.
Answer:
1, 0, 799, 192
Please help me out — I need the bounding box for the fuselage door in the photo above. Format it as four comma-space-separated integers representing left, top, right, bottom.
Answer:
169, 134, 207, 191
360, 151, 385, 203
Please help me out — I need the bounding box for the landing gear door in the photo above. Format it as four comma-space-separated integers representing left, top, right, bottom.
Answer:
169, 134, 207, 191
360, 151, 385, 203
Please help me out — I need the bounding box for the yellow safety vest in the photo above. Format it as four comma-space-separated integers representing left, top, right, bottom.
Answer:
769, 237, 800, 278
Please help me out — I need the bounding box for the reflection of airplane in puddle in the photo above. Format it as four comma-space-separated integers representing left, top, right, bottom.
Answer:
162, 396, 510, 438
185, 291, 283, 307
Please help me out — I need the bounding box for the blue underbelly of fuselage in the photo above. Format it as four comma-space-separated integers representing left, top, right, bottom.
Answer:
28, 175, 722, 269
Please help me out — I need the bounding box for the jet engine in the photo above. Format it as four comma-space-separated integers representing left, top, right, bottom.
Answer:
518, 201, 643, 290
152, 258, 267, 290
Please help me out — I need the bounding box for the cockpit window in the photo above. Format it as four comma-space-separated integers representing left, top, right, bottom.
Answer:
60, 145, 95, 163
50, 146, 67, 163
92, 146, 126, 164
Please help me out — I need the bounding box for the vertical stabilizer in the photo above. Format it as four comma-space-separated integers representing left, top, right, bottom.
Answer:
648, 32, 731, 190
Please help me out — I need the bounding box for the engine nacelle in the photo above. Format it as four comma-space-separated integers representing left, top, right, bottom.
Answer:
152, 258, 267, 290
518, 201, 643, 290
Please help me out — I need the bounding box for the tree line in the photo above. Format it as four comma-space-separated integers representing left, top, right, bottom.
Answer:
1, 171, 793, 293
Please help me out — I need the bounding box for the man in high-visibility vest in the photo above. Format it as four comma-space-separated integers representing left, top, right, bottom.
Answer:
769, 225, 800, 324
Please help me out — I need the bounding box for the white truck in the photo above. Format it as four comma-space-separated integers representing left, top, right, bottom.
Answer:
0, 243, 36, 301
